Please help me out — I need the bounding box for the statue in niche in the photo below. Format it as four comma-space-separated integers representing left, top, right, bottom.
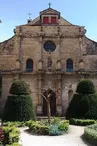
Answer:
47, 57, 52, 70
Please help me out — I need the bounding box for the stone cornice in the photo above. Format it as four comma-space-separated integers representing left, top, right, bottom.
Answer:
16, 31, 84, 38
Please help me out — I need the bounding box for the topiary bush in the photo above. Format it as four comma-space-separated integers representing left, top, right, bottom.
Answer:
3, 80, 35, 121
9, 80, 29, 95
76, 79, 95, 94
66, 79, 97, 119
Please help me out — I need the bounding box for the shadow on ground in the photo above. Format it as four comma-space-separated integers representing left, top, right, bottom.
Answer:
81, 134, 96, 146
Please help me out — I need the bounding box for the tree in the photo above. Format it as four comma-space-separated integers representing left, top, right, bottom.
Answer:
3, 80, 35, 121
43, 88, 55, 124
66, 79, 97, 119
33, 87, 59, 124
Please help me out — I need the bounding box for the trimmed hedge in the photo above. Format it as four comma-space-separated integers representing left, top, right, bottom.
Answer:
84, 124, 97, 145
66, 94, 97, 119
3, 79, 35, 122
3, 95, 35, 121
9, 80, 29, 95
66, 79, 97, 119
76, 80, 95, 94
70, 118, 96, 126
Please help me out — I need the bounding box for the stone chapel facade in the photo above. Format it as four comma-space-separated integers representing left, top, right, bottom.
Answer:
0, 7, 97, 116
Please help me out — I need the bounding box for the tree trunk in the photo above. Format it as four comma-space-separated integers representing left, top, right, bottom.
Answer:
47, 101, 51, 124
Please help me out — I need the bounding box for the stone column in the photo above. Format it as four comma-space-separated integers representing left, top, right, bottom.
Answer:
14, 26, 23, 71
57, 36, 61, 60
56, 75, 62, 116
79, 37, 83, 58
56, 35, 61, 72
36, 74, 43, 115
38, 31, 44, 71
36, 31, 44, 115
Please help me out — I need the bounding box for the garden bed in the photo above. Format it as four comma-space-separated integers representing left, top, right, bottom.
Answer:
26, 118, 69, 136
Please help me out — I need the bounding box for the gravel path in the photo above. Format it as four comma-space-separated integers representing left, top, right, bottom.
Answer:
19, 125, 93, 146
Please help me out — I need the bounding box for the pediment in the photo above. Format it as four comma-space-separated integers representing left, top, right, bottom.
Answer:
59, 17, 72, 25
26, 16, 72, 26
40, 8, 60, 16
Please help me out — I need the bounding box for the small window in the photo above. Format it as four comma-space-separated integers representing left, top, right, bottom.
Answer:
26, 59, 33, 72
51, 17, 57, 24
66, 59, 73, 72
44, 41, 56, 52
43, 17, 49, 24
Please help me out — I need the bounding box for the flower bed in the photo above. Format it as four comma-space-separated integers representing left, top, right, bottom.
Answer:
84, 124, 97, 145
26, 118, 69, 136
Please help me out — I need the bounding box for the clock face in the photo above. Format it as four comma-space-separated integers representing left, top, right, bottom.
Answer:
44, 41, 56, 52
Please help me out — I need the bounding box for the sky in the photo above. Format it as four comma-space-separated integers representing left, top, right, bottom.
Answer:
0, 0, 97, 42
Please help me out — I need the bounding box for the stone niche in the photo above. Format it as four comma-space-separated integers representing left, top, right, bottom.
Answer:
38, 60, 43, 70
56, 60, 61, 70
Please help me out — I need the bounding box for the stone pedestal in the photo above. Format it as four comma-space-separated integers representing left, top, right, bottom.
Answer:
36, 105, 42, 115
56, 105, 62, 116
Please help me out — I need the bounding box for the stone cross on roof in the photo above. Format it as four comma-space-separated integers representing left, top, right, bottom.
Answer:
48, 2, 51, 8
28, 13, 32, 19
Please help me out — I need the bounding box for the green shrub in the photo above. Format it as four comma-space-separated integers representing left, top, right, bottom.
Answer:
66, 93, 97, 119
76, 80, 95, 94
3, 95, 35, 121
3, 126, 20, 145
6, 143, 21, 146
58, 120, 69, 132
9, 80, 29, 95
3, 121, 26, 127
70, 118, 96, 126
3, 79, 36, 122
66, 80, 97, 119
28, 121, 49, 135
84, 124, 97, 145
50, 117, 61, 125
49, 124, 61, 135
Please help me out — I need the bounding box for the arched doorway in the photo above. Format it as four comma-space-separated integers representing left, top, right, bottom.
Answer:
43, 89, 56, 116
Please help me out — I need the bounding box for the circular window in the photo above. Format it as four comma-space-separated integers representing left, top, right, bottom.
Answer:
44, 41, 56, 52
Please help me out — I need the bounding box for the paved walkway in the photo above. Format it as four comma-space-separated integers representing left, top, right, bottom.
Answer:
19, 125, 94, 146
